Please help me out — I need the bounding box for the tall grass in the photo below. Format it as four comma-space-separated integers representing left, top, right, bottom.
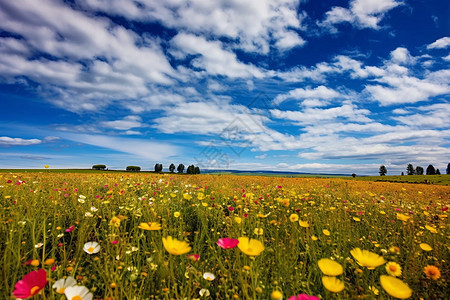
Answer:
1, 173, 448, 299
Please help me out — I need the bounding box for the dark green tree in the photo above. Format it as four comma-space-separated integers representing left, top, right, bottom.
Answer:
187, 165, 195, 174
154, 163, 163, 172
426, 164, 436, 175
352, 173, 356, 178
194, 166, 200, 174
177, 164, 185, 173
435, 169, 440, 175
92, 164, 106, 170
169, 163, 175, 173
446, 163, 450, 175
126, 166, 141, 171
406, 164, 415, 175
379, 165, 387, 176
415, 166, 424, 175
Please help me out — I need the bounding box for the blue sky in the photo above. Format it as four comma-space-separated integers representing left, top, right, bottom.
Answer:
0, 0, 449, 175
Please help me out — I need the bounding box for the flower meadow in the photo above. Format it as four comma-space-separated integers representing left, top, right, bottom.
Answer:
1, 172, 448, 299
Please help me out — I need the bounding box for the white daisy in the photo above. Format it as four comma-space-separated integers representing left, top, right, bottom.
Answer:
83, 241, 100, 254
52, 276, 76, 294
64, 285, 93, 300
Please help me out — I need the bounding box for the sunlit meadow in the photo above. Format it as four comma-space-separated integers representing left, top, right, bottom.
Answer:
1, 172, 448, 299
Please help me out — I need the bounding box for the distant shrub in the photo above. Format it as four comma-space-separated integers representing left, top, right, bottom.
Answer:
126, 166, 141, 172
92, 164, 106, 170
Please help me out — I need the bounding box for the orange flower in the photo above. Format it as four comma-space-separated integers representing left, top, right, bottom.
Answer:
424, 265, 441, 280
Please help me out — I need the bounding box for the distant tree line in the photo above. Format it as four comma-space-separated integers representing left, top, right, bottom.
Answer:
91, 163, 201, 174
378, 163, 449, 176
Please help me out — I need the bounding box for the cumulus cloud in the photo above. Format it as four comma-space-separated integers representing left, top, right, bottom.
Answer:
0, 136, 42, 146
273, 86, 341, 105
427, 37, 450, 49
0, 0, 176, 112
318, 0, 403, 31
170, 33, 265, 79
61, 133, 178, 161
101, 116, 143, 131
77, 0, 306, 53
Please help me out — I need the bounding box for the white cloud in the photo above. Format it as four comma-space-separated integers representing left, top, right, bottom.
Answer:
318, 0, 403, 31
274, 85, 341, 104
77, 0, 306, 53
390, 47, 416, 65
0, 137, 42, 146
170, 33, 265, 79
101, 116, 143, 131
61, 133, 178, 161
427, 37, 450, 49
392, 103, 450, 128
365, 75, 449, 106
0, 0, 178, 112
153, 99, 268, 135
271, 101, 372, 125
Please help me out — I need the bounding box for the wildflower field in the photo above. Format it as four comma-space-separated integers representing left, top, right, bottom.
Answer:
1, 172, 449, 300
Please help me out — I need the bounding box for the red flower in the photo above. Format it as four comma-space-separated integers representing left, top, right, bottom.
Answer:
13, 269, 48, 299
217, 238, 239, 249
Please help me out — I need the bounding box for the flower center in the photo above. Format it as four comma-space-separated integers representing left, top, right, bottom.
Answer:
88, 246, 95, 252
389, 265, 397, 272
72, 296, 82, 300
57, 288, 66, 294
428, 269, 436, 275
30, 286, 40, 295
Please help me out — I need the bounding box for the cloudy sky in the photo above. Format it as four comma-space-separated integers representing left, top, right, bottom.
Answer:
0, 0, 449, 175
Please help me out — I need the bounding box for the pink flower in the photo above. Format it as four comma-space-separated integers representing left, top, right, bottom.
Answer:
217, 238, 239, 249
228, 206, 234, 212
65, 225, 75, 233
111, 240, 118, 244
288, 294, 320, 300
188, 254, 200, 261
13, 269, 48, 299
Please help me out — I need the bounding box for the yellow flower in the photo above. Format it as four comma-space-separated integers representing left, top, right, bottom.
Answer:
271, 290, 283, 300
44, 258, 55, 266
289, 214, 299, 222
396, 213, 410, 222
385, 262, 402, 277
197, 193, 204, 200
237, 237, 265, 256
322, 229, 330, 236
369, 285, 379, 295
353, 217, 361, 222
109, 216, 121, 227
138, 222, 162, 231
311, 235, 318, 241
419, 243, 432, 251
318, 258, 343, 276
253, 228, 264, 235
44, 165, 49, 168
174, 212, 181, 218
162, 236, 191, 255
350, 248, 386, 269
183, 193, 192, 200
234, 217, 242, 224
380, 275, 412, 299
322, 276, 345, 293
425, 225, 437, 233
424, 265, 441, 280
299, 220, 310, 228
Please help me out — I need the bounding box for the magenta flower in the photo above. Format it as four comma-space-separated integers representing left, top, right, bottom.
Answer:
217, 238, 239, 249
13, 269, 48, 299
65, 225, 75, 232
288, 294, 320, 300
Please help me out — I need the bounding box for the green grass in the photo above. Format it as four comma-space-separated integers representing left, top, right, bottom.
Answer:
1, 172, 448, 299
352, 174, 450, 186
